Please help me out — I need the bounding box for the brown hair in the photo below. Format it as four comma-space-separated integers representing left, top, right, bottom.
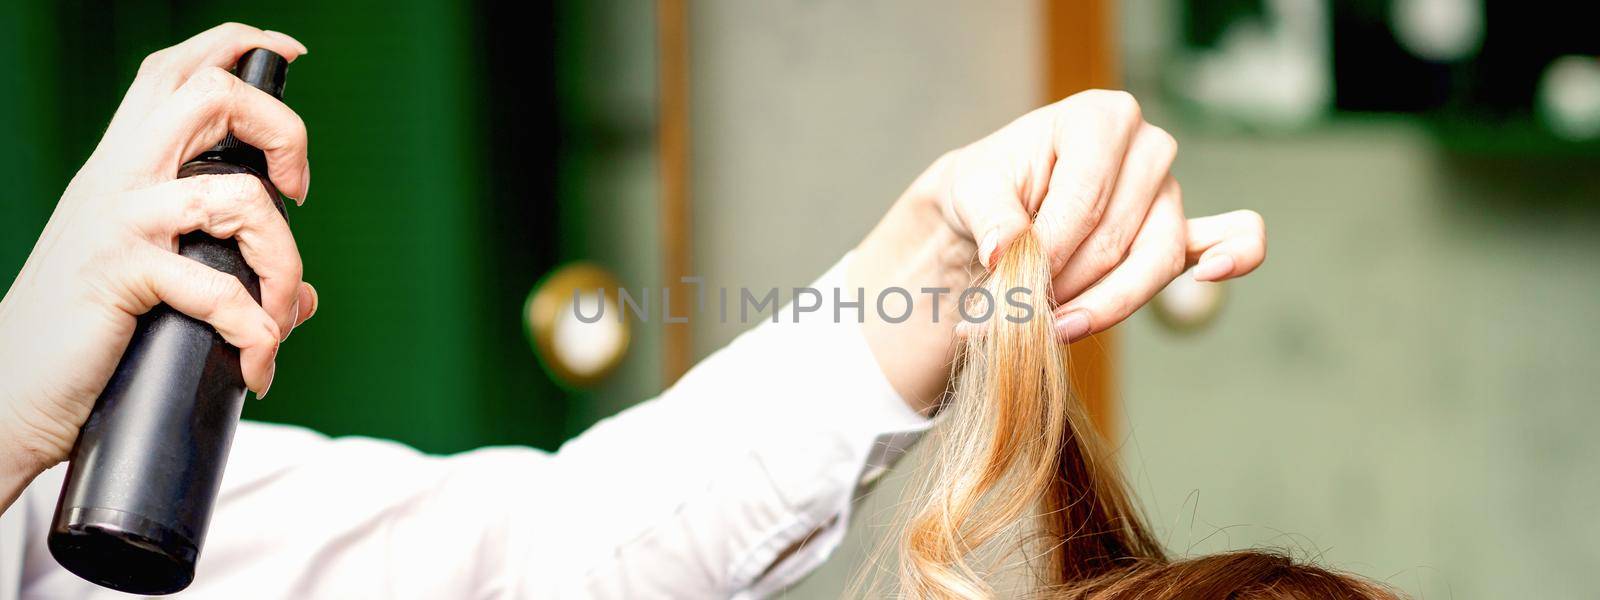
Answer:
894, 233, 1399, 599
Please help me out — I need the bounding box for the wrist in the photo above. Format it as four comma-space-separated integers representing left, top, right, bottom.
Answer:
0, 398, 49, 513
852, 162, 978, 413
0, 395, 50, 479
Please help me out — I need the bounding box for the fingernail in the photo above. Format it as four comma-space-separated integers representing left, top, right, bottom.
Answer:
259, 344, 280, 399
1193, 255, 1235, 282
297, 162, 310, 205
978, 230, 999, 270
304, 282, 319, 319
259, 366, 275, 399
283, 300, 300, 342
1056, 311, 1091, 343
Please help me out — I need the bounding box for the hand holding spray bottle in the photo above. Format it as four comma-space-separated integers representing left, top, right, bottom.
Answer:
48, 48, 292, 596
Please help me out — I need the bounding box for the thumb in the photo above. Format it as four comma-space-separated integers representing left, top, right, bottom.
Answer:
947, 156, 1033, 271
969, 209, 1030, 271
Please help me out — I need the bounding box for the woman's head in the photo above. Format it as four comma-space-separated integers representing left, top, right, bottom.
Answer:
1056, 552, 1398, 600
894, 233, 1397, 599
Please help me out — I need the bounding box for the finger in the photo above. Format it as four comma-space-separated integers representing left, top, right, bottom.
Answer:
1030, 90, 1145, 277
295, 282, 318, 327
946, 147, 1037, 270
1051, 125, 1178, 302
133, 23, 305, 94
163, 23, 306, 70
1186, 209, 1267, 282
1051, 184, 1186, 343
122, 174, 303, 339
135, 66, 311, 201
128, 249, 281, 395
112, 24, 306, 137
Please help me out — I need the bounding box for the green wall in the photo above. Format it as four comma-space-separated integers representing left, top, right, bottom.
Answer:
0, 0, 605, 454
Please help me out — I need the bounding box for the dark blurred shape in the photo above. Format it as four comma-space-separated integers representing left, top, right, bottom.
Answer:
1178, 0, 1600, 154
1334, 1, 1600, 117
1331, 1, 1453, 112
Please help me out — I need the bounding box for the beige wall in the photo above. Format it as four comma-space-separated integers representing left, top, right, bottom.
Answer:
685, 1, 1043, 596
1121, 118, 1600, 599
688, 0, 1042, 355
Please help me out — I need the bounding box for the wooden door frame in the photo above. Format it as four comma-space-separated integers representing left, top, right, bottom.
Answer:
658, 0, 694, 386
1044, 0, 1122, 440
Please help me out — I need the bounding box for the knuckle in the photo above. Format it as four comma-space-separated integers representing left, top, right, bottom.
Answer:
192, 271, 247, 315
226, 277, 257, 308
179, 175, 248, 233
240, 104, 307, 157
190, 173, 261, 203
285, 251, 305, 282
1115, 295, 1138, 320
213, 22, 260, 38
133, 50, 184, 89
177, 187, 210, 231
1086, 233, 1128, 270
258, 319, 283, 349
213, 172, 263, 199
285, 267, 305, 294
183, 67, 237, 101
1077, 89, 1142, 124
269, 111, 310, 152
202, 273, 243, 305
1108, 90, 1143, 122
1066, 176, 1109, 215
257, 315, 285, 350
137, 49, 171, 76
1149, 126, 1178, 163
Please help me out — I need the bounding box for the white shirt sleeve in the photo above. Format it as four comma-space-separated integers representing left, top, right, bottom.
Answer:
1, 253, 930, 599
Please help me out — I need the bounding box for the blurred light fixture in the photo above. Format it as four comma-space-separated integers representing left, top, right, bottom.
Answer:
525, 263, 630, 388
1391, 0, 1484, 62
1538, 55, 1600, 141
1150, 270, 1226, 334
1178, 0, 1331, 128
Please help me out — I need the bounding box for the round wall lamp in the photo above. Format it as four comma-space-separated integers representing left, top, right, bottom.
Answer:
525, 263, 630, 389
1149, 270, 1227, 334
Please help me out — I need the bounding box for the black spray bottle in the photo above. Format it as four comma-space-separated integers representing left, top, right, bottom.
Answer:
48, 49, 292, 596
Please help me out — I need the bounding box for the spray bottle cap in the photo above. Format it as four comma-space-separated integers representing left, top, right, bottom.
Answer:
205, 49, 289, 176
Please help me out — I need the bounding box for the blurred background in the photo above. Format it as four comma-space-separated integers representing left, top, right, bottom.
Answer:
2, 0, 1597, 597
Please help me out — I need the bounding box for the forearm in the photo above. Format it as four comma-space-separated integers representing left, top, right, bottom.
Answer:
0, 460, 35, 516
0, 401, 46, 515
852, 154, 976, 413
